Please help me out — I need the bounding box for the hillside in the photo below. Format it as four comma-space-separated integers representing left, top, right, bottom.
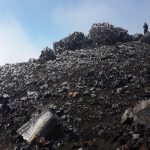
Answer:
0, 23, 150, 150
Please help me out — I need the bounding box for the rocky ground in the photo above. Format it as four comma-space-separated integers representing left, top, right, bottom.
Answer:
1, 23, 150, 150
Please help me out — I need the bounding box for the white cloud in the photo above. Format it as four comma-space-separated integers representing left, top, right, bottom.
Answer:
51, 0, 150, 35
0, 14, 39, 65
52, 0, 110, 35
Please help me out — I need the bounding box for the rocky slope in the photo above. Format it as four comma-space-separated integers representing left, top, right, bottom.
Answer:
0, 23, 150, 150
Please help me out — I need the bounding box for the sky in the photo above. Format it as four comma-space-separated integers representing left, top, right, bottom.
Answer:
0, 0, 150, 65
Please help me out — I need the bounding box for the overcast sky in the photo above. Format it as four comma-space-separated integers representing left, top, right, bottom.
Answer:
0, 0, 150, 65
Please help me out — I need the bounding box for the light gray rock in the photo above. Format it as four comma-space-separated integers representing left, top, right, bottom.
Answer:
121, 99, 150, 127
17, 110, 64, 144
121, 108, 133, 124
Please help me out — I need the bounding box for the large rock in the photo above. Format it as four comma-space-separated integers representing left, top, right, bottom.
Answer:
121, 108, 133, 124
17, 110, 64, 144
53, 32, 91, 54
89, 23, 131, 46
39, 47, 56, 62
141, 32, 150, 44
132, 33, 143, 41
121, 99, 150, 127
53, 23, 132, 54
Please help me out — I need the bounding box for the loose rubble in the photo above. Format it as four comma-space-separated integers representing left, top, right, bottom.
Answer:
0, 23, 150, 150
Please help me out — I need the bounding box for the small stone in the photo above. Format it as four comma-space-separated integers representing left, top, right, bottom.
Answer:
132, 133, 140, 139
83, 90, 90, 96
91, 93, 96, 98
71, 143, 80, 149
138, 145, 149, 150
62, 82, 68, 86
47, 104, 57, 111
117, 88, 123, 94
0, 103, 3, 108
3, 94, 10, 99
68, 92, 73, 97
72, 92, 79, 98
121, 108, 133, 124
112, 103, 119, 109
97, 129, 105, 137
90, 87, 95, 91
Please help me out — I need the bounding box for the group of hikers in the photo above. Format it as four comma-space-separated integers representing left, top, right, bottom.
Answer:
143, 22, 149, 34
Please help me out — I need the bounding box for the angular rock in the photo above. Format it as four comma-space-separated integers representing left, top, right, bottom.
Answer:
53, 32, 91, 54
121, 108, 133, 124
133, 99, 150, 113
89, 23, 131, 46
122, 99, 150, 127
141, 32, 150, 44
132, 33, 143, 41
39, 47, 56, 62
17, 110, 64, 144
68, 91, 79, 98
3, 94, 10, 99
134, 107, 150, 127
132, 133, 140, 139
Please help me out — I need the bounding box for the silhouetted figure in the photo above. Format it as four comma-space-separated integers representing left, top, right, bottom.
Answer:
143, 22, 148, 34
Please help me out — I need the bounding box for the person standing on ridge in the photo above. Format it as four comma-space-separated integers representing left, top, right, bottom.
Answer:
143, 22, 148, 34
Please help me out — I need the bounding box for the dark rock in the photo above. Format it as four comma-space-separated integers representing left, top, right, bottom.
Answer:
0, 103, 3, 109
122, 99, 150, 127
53, 32, 91, 54
121, 108, 133, 124
39, 47, 56, 62
141, 32, 150, 44
89, 23, 131, 46
132, 33, 143, 41
71, 143, 80, 149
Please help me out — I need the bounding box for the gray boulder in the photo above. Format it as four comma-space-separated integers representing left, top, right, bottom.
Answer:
121, 99, 150, 127
39, 47, 56, 62
89, 23, 131, 46
53, 32, 91, 54
17, 110, 64, 144
121, 108, 133, 124
141, 32, 150, 44
132, 33, 143, 41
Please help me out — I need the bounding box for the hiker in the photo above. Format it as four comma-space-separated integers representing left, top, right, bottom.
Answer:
143, 22, 148, 34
